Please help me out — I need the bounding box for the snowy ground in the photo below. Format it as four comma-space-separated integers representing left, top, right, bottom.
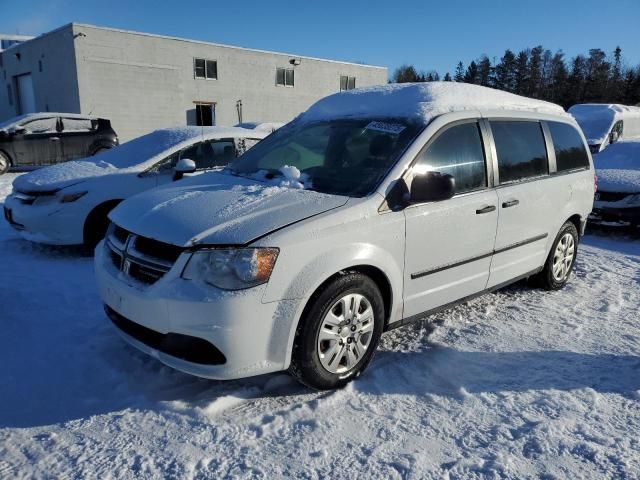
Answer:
1, 172, 639, 479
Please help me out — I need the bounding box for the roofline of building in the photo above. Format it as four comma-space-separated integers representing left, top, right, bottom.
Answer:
14, 22, 386, 71
0, 34, 34, 41
72, 23, 387, 70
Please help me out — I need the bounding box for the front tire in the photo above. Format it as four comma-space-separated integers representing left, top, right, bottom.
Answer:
290, 272, 384, 390
535, 221, 579, 290
0, 151, 10, 175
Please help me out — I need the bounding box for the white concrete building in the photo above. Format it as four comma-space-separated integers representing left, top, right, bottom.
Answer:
0, 24, 387, 141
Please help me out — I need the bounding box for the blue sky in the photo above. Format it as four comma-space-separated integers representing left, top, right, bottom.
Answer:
2, 0, 640, 77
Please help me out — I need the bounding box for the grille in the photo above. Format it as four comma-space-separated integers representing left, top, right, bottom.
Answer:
106, 224, 183, 285
105, 305, 226, 365
596, 191, 631, 202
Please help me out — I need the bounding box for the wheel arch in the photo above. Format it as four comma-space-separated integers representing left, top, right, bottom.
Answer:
0, 148, 13, 166
83, 199, 123, 246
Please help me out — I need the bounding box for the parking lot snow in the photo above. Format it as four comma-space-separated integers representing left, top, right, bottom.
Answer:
1, 172, 639, 479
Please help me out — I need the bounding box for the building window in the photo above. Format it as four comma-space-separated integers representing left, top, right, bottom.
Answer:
340, 75, 356, 91
195, 103, 215, 126
7, 84, 12, 106
276, 67, 294, 87
194, 58, 217, 79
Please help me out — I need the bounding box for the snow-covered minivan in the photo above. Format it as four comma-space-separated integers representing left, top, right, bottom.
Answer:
96, 83, 595, 389
4, 126, 267, 247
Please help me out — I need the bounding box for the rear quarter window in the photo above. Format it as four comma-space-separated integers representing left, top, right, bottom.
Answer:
547, 122, 590, 172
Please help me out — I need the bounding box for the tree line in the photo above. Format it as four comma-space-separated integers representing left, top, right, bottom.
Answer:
392, 47, 640, 108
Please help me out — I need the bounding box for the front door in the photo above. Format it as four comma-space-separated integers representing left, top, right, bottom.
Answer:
12, 117, 62, 166
403, 121, 499, 318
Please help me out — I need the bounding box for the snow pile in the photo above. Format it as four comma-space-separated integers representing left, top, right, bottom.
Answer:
0, 112, 99, 132
249, 165, 310, 189
569, 104, 640, 144
235, 122, 284, 133
594, 140, 640, 193
301, 82, 567, 124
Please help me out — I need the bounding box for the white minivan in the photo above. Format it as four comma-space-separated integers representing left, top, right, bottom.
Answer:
95, 83, 595, 389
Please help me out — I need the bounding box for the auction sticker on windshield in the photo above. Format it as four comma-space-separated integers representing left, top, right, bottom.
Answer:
365, 121, 406, 135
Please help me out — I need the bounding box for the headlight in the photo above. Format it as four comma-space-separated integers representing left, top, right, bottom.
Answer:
182, 247, 279, 290
60, 191, 88, 203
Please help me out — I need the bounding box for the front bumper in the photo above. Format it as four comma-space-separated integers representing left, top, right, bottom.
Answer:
3, 194, 85, 244
95, 242, 300, 380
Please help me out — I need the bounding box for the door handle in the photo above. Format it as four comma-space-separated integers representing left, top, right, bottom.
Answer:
50, 137, 60, 142
502, 199, 519, 208
476, 205, 496, 214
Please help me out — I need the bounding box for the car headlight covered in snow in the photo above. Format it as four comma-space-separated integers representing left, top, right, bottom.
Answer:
182, 247, 279, 290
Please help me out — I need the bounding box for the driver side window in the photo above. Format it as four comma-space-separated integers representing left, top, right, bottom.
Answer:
21, 117, 59, 134
413, 122, 487, 195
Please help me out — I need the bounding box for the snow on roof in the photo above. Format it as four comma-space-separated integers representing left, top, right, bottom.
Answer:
0, 112, 101, 130
593, 139, 640, 193
89, 126, 265, 169
300, 82, 567, 124
569, 104, 640, 144
235, 122, 284, 133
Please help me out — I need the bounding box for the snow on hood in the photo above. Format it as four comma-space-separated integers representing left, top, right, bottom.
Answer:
109, 171, 348, 246
13, 160, 119, 193
594, 140, 640, 193
569, 104, 640, 145
300, 82, 567, 124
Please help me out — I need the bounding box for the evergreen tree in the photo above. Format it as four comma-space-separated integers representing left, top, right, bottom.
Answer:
444, 72, 452, 81
477, 56, 493, 86
392, 65, 421, 83
527, 46, 544, 97
454, 62, 465, 82
464, 61, 479, 84
494, 49, 517, 92
514, 50, 530, 95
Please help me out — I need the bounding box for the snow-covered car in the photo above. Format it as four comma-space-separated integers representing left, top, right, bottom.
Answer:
3, 126, 267, 247
569, 104, 640, 154
96, 83, 595, 389
591, 140, 640, 227
0, 113, 118, 175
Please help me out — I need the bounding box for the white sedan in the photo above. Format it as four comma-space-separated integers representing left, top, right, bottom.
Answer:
3, 126, 268, 247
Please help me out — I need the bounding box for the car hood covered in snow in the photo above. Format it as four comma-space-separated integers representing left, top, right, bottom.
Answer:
13, 160, 122, 193
594, 140, 640, 193
109, 172, 348, 246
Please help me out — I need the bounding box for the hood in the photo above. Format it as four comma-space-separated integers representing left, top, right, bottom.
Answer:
12, 160, 121, 193
109, 172, 348, 246
596, 169, 640, 194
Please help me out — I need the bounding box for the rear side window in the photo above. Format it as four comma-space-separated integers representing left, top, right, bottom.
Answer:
547, 121, 590, 172
62, 118, 93, 132
491, 121, 548, 183
413, 122, 487, 194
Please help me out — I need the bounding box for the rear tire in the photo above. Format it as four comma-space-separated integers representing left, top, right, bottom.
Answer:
290, 272, 384, 390
535, 221, 579, 290
0, 151, 10, 175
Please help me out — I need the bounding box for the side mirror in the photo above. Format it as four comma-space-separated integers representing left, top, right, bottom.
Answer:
609, 130, 620, 144
409, 172, 455, 203
173, 158, 196, 181
9, 126, 26, 135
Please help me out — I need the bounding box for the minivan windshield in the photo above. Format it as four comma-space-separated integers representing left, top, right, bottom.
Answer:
225, 118, 423, 196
